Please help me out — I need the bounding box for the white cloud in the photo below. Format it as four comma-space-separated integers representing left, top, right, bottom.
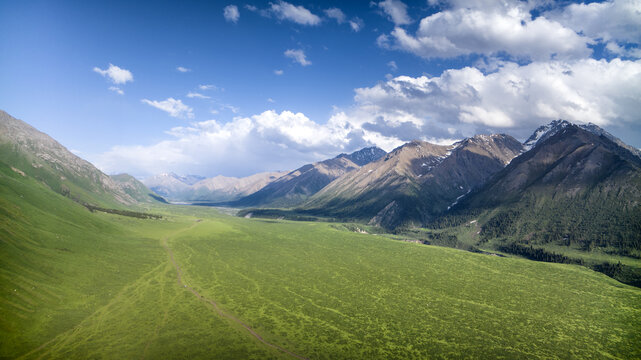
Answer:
605, 41, 641, 58
93, 64, 133, 84
387, 60, 398, 71
199, 84, 216, 90
349, 17, 364, 32
95, 110, 362, 177
377, 0, 411, 26
285, 49, 311, 66
381, 1, 592, 61
177, 66, 191, 73
348, 58, 641, 140
274, 69, 284, 75
224, 4, 240, 23
269, 1, 321, 25
245, 4, 257, 12
222, 104, 240, 114
109, 86, 124, 95
186, 92, 211, 99
141, 98, 195, 119
549, 0, 641, 45
267, 98, 275, 103
325, 7, 346, 23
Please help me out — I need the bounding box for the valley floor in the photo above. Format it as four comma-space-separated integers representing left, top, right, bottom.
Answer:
1, 175, 640, 359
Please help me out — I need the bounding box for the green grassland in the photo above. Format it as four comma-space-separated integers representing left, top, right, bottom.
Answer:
2, 163, 641, 359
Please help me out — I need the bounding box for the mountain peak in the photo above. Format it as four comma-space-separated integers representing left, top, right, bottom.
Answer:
523, 119, 641, 158
523, 119, 572, 150
335, 146, 386, 166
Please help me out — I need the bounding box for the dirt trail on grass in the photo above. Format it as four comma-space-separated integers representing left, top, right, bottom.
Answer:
160, 220, 309, 360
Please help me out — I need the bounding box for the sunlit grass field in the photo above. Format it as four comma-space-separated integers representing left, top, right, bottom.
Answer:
2, 165, 640, 359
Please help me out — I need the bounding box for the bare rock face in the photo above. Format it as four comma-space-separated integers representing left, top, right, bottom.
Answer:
0, 110, 137, 206
459, 122, 641, 209
142, 147, 386, 204
230, 147, 386, 208
303, 134, 524, 228
456, 121, 641, 254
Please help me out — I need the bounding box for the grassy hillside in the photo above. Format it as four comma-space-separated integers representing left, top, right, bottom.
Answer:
110, 173, 167, 204
0, 163, 277, 359
0, 111, 137, 208
2, 161, 640, 359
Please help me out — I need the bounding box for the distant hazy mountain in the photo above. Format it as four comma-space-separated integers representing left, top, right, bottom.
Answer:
173, 174, 206, 185
110, 173, 166, 203
143, 171, 287, 202
455, 121, 641, 253
231, 147, 387, 208
303, 135, 524, 228
0, 110, 145, 207
142, 172, 195, 200
187, 171, 288, 202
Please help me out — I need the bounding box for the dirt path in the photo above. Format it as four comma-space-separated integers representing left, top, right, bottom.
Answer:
160, 221, 309, 360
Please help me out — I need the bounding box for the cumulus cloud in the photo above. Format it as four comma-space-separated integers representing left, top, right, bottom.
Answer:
176, 66, 191, 73
382, 2, 592, 61
95, 41, 641, 178
269, 1, 321, 25
377, 0, 411, 26
223, 4, 240, 23
186, 92, 210, 99
93, 64, 133, 84
324, 7, 346, 23
141, 98, 195, 119
349, 58, 641, 140
605, 41, 641, 58
284, 49, 311, 66
95, 110, 364, 177
549, 0, 641, 46
324, 8, 363, 31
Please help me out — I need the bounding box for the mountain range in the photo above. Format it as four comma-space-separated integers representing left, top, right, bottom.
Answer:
456, 120, 641, 254
227, 147, 386, 208
143, 147, 386, 206
2, 109, 640, 284
143, 171, 287, 203
301, 134, 523, 228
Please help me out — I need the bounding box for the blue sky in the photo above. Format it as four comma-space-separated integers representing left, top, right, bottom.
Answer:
1, 0, 640, 178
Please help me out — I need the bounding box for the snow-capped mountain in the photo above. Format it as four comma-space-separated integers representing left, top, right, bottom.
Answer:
524, 119, 641, 158
523, 120, 571, 150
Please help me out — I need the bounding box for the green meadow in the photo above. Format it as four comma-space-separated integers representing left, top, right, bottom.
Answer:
1, 165, 640, 359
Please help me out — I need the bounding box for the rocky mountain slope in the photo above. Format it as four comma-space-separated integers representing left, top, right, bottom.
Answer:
454, 122, 641, 254
230, 147, 386, 208
302, 134, 524, 228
